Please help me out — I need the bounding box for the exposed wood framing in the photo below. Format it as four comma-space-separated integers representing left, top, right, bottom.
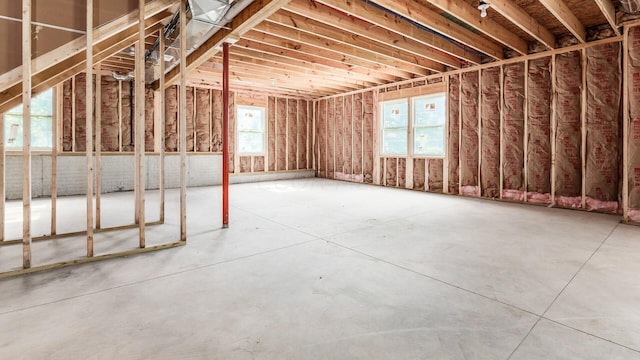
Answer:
550, 54, 557, 204
477, 70, 482, 197
136, 0, 146, 247
118, 80, 123, 151
95, 69, 102, 229
488, 0, 555, 49
593, 0, 620, 36
222, 42, 230, 227
51, 84, 60, 235
162, 0, 294, 88
0, 113, 4, 242
581, 48, 587, 208
370, 0, 522, 57
22, 0, 32, 269
623, 27, 630, 221
523, 60, 529, 202
537, 0, 586, 43
86, 0, 95, 257
443, 76, 449, 193
159, 29, 166, 224
499, 65, 504, 198
72, 77, 76, 151
180, 0, 187, 241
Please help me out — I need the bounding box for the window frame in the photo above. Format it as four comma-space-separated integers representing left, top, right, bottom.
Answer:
236, 104, 266, 156
4, 88, 54, 152
411, 92, 446, 158
380, 98, 409, 156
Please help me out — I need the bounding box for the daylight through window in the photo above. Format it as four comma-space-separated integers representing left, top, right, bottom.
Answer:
4, 88, 53, 150
237, 105, 265, 155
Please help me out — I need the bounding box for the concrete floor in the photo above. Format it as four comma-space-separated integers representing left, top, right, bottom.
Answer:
1, 178, 640, 359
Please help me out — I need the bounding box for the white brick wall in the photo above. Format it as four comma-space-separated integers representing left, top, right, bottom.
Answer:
5, 154, 313, 200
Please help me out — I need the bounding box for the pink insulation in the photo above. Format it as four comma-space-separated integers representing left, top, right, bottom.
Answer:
398, 158, 406, 188
344, 95, 353, 176
211, 89, 223, 153
554, 51, 583, 208
186, 87, 195, 152
288, 99, 298, 170
277, 98, 287, 171
480, 67, 501, 198
62, 79, 73, 151
502, 63, 525, 200
363, 91, 375, 183
121, 81, 133, 152
460, 71, 480, 196
386, 157, 397, 187
228, 91, 235, 172
629, 27, 640, 222
413, 158, 426, 190
527, 57, 552, 204
298, 100, 308, 170
100, 78, 119, 152
327, 97, 335, 178
353, 93, 364, 179
585, 43, 621, 212
335, 97, 344, 176
195, 88, 211, 152
145, 88, 154, 152
428, 159, 444, 193
267, 96, 276, 171
74, 73, 95, 152
239, 156, 251, 173
317, 100, 326, 177
447, 75, 460, 194
254, 156, 265, 172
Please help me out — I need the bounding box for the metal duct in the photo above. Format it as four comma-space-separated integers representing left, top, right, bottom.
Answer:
621, 0, 640, 13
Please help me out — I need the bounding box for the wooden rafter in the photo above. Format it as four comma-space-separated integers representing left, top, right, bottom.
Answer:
283, 0, 477, 66
593, 0, 620, 36
162, 0, 294, 88
265, 12, 446, 72
317, 0, 507, 59
489, 0, 556, 49
537, 0, 586, 43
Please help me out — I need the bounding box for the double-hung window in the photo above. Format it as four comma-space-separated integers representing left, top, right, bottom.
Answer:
413, 93, 445, 157
4, 88, 53, 151
236, 105, 265, 155
381, 99, 408, 156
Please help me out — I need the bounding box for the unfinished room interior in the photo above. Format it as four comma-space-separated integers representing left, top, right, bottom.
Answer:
2, 0, 640, 357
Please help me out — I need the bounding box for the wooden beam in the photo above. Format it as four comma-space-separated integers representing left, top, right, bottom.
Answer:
0, 12, 169, 114
180, 0, 187, 242
136, 0, 146, 248
162, 0, 294, 88
22, 0, 32, 269
284, 0, 478, 65
593, 0, 620, 36
318, 0, 508, 59
488, 0, 556, 49
267, 10, 449, 71
86, 0, 95, 257
159, 28, 165, 224
538, 0, 586, 43
51, 84, 60, 235
415, 0, 528, 55
623, 27, 629, 221
95, 64, 102, 230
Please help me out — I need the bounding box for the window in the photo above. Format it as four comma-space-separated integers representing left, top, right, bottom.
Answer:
4, 88, 53, 150
381, 99, 408, 155
413, 93, 445, 157
237, 105, 265, 155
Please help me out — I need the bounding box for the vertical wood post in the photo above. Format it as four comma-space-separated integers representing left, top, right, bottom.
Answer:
550, 54, 557, 205
179, 0, 187, 240
623, 27, 630, 221
477, 69, 482, 197
581, 48, 587, 208
222, 42, 230, 228
22, 0, 32, 268
499, 66, 505, 199
95, 65, 102, 229
443, 76, 450, 193
524, 60, 529, 202
0, 113, 4, 242
159, 28, 166, 224
86, 0, 95, 257
51, 84, 60, 235
136, 0, 146, 247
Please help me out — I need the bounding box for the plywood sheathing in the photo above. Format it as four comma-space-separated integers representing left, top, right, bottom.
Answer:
502, 63, 525, 201
195, 88, 211, 152
447, 75, 460, 195
554, 51, 583, 208
628, 26, 640, 222
585, 43, 621, 213
460, 71, 480, 196
481, 67, 501, 198
526, 57, 552, 204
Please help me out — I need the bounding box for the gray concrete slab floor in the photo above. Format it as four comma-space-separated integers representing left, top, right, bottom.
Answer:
1, 178, 639, 359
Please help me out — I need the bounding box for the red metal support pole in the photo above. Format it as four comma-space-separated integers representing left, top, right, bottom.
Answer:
222, 42, 230, 228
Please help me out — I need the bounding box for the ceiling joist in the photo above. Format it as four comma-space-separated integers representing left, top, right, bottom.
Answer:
488, 0, 556, 49
537, 0, 586, 43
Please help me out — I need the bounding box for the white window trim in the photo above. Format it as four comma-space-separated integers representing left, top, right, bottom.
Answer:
236, 105, 266, 156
